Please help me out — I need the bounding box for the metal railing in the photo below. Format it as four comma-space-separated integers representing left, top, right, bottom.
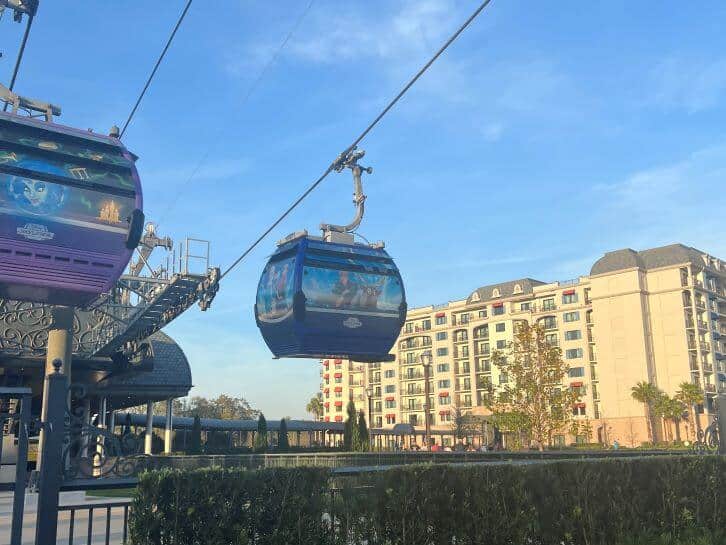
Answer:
58, 500, 132, 545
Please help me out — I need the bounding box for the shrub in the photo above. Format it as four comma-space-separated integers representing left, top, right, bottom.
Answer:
130, 456, 725, 545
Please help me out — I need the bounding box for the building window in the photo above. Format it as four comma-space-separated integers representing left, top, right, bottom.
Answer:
404, 322, 413, 333
564, 311, 580, 322
335, 391, 342, 398
542, 297, 556, 311
335, 376, 342, 383
562, 292, 578, 305
376, 417, 383, 427
440, 412, 451, 423
436, 331, 448, 341
495, 323, 506, 332
459, 361, 471, 374
566, 348, 583, 359
541, 316, 558, 330
437, 348, 448, 357
438, 379, 451, 388
384, 370, 396, 378
463, 394, 472, 406
435, 315, 447, 325
568, 367, 585, 378
499, 373, 508, 384
386, 415, 396, 424
496, 340, 507, 349
439, 395, 451, 405
552, 435, 565, 447
572, 405, 586, 417
565, 330, 582, 341
422, 319, 432, 330
492, 288, 501, 298
384, 400, 396, 408
436, 363, 450, 373
545, 333, 558, 347
513, 283, 522, 294
520, 302, 531, 311
384, 385, 396, 393
478, 309, 488, 318
375, 401, 382, 411
493, 305, 505, 316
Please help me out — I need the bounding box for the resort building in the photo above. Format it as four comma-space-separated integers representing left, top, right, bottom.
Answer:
319, 243, 726, 448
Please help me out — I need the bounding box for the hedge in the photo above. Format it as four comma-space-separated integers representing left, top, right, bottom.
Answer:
129, 456, 726, 545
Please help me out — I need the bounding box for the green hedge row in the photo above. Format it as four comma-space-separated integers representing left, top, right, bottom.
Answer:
129, 456, 726, 545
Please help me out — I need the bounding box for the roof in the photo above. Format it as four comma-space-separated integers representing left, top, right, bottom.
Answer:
590, 244, 718, 276
466, 278, 547, 305
119, 412, 345, 433
92, 331, 192, 402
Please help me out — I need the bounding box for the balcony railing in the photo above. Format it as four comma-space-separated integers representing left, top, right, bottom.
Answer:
402, 372, 424, 381
701, 342, 711, 352
704, 384, 716, 393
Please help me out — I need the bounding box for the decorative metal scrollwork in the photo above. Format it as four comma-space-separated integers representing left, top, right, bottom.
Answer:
62, 383, 151, 480
692, 416, 720, 455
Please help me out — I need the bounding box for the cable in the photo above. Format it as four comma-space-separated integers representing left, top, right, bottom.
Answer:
156, 0, 316, 225
2, 13, 34, 112
220, 0, 494, 280
120, 0, 193, 137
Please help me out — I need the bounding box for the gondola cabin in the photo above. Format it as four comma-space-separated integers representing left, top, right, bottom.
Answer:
0, 111, 143, 306
255, 232, 406, 362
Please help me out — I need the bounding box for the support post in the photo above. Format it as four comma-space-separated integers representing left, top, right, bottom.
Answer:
34, 360, 68, 545
37, 307, 74, 470
145, 401, 154, 455
80, 397, 91, 458
164, 398, 173, 455
10, 393, 30, 545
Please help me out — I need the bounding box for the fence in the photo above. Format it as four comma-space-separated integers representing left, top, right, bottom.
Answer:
57, 500, 132, 545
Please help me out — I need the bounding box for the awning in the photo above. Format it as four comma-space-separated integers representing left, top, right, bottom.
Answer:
334, 386, 343, 392
563, 289, 576, 296
385, 396, 395, 401
493, 302, 504, 308
334, 372, 343, 378
570, 381, 583, 388
435, 312, 446, 318
439, 392, 449, 397
334, 401, 343, 407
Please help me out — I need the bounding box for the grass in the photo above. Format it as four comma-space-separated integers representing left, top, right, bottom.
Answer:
85, 487, 135, 499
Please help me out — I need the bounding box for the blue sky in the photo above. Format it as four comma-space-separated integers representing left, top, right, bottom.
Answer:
3, 1, 725, 418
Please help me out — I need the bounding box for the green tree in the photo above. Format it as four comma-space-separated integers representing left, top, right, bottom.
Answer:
189, 415, 202, 455
657, 395, 686, 443
278, 418, 290, 450
631, 381, 661, 443
343, 400, 360, 452
357, 410, 369, 451
255, 413, 268, 452
676, 382, 704, 441
306, 396, 324, 421
489, 322, 582, 451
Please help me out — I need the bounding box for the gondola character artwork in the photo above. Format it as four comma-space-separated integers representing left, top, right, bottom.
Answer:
255, 148, 407, 362
0, 111, 144, 306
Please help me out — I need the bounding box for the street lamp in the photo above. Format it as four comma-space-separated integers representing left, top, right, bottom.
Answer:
420, 350, 433, 450
365, 386, 374, 451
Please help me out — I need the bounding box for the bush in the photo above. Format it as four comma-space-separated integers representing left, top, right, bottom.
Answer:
130, 456, 725, 545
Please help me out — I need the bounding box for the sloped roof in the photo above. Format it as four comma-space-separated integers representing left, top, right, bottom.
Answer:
590, 244, 716, 276
93, 331, 192, 400
466, 278, 547, 305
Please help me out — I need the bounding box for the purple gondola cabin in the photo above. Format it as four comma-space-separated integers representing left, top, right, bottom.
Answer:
0, 111, 144, 306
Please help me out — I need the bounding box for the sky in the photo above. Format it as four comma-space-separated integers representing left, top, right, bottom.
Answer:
2, 1, 725, 418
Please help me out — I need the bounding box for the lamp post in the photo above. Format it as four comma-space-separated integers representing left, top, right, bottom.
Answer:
420, 350, 433, 450
365, 386, 374, 450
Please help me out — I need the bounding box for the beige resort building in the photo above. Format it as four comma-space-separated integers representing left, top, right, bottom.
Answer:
319, 243, 725, 448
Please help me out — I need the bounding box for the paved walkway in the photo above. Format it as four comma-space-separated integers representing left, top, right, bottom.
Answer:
0, 491, 131, 545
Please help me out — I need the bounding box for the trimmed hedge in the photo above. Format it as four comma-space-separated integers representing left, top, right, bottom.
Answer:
129, 456, 726, 545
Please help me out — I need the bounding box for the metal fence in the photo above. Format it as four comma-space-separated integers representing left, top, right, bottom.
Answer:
57, 500, 132, 545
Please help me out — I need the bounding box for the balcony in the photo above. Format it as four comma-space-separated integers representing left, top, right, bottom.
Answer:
476, 380, 491, 390
474, 347, 490, 357
403, 403, 423, 412
702, 363, 713, 373
701, 342, 711, 352
704, 384, 716, 393
697, 321, 708, 331
455, 365, 471, 376
401, 372, 424, 381
403, 386, 423, 395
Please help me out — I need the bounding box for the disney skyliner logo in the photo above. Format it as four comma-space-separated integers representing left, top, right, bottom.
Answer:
17, 223, 55, 242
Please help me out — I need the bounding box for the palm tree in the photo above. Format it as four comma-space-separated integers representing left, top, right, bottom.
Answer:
306, 396, 324, 421
676, 382, 704, 441
654, 395, 685, 443
631, 381, 660, 444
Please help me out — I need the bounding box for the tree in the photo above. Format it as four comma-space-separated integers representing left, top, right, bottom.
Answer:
189, 415, 202, 455
658, 395, 686, 443
343, 400, 361, 452
488, 322, 582, 451
630, 381, 660, 443
357, 410, 370, 451
278, 418, 290, 451
676, 382, 704, 441
255, 413, 268, 452
306, 396, 324, 421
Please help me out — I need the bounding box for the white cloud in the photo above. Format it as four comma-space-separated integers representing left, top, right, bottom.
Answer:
651, 57, 726, 113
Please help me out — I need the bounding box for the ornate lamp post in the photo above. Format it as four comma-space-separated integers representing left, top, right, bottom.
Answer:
420, 350, 433, 450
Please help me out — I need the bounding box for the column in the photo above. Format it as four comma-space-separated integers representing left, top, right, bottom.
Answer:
80, 397, 91, 458
108, 409, 116, 436
144, 401, 154, 455
164, 398, 173, 455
